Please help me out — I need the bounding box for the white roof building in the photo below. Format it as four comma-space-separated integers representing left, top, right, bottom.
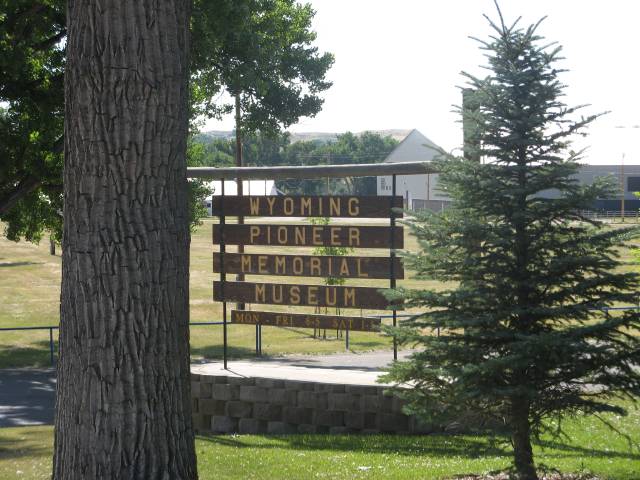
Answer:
377, 129, 448, 210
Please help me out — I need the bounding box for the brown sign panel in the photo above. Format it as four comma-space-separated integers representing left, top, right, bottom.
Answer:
231, 310, 381, 332
213, 281, 402, 310
213, 253, 404, 279
211, 195, 403, 218
212, 224, 403, 249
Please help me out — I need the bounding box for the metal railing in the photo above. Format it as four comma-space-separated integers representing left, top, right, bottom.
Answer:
7, 306, 638, 367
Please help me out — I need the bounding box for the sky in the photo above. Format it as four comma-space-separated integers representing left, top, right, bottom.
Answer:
204, 0, 640, 165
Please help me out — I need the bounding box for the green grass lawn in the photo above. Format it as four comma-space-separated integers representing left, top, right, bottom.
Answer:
1, 399, 638, 479
1, 218, 639, 369
1, 217, 445, 368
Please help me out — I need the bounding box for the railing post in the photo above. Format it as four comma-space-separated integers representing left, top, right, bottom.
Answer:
49, 327, 55, 367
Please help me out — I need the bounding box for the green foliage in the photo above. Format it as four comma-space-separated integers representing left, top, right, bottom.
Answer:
193, 130, 398, 195
191, 0, 334, 135
0, 0, 65, 242
382, 10, 640, 479
1, 0, 333, 242
310, 217, 353, 287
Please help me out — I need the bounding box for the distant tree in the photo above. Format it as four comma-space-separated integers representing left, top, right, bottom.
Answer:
54, 1, 197, 478
1, 0, 333, 242
191, 0, 334, 136
383, 11, 640, 480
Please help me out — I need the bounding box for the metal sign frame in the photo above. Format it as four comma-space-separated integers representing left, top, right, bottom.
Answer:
195, 161, 434, 369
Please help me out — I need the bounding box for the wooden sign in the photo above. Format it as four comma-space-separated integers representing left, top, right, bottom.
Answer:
212, 195, 403, 218
231, 310, 381, 332
213, 281, 402, 309
212, 224, 403, 249
214, 253, 404, 279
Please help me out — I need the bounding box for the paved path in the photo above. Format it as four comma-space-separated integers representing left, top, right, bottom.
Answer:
0, 350, 414, 428
0, 368, 56, 427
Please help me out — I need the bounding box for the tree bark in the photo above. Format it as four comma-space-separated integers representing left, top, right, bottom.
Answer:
54, 1, 196, 479
511, 399, 538, 480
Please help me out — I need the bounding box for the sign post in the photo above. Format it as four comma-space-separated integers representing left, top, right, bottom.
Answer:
213, 193, 405, 369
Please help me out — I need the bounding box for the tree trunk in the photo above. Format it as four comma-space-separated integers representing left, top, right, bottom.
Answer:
54, 1, 196, 479
511, 399, 537, 480
49, 236, 55, 256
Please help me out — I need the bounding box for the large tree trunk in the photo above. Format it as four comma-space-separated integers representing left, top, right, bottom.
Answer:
511, 399, 537, 480
53, 1, 197, 479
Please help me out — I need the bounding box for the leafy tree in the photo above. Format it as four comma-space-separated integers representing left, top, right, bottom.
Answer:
191, 0, 334, 136
0, 0, 333, 242
383, 11, 640, 480
54, 0, 196, 478
0, 0, 65, 242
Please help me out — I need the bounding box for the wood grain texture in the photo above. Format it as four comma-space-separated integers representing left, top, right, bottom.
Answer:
211, 195, 403, 218
213, 253, 404, 279
214, 281, 402, 310
55, 1, 197, 478
231, 310, 381, 332
212, 224, 404, 249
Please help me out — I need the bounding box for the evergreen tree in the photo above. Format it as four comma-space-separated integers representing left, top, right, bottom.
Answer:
383, 10, 640, 480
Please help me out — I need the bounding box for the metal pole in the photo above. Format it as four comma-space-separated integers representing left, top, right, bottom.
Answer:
220, 178, 228, 370
621, 154, 625, 222
345, 327, 350, 351
391, 174, 398, 361
49, 327, 54, 366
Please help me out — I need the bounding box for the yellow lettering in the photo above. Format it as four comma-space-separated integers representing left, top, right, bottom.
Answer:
283, 197, 294, 216
331, 227, 340, 246
340, 259, 350, 276
290, 286, 300, 304
356, 258, 368, 277
330, 197, 340, 216
250, 226, 260, 243
348, 198, 360, 216
308, 286, 318, 305
312, 226, 322, 245
348, 227, 360, 246
241, 255, 252, 273
266, 197, 276, 215
310, 257, 321, 276
272, 285, 283, 303
294, 227, 306, 245
326, 287, 337, 306
255, 284, 266, 302
258, 255, 268, 274
293, 257, 303, 275
300, 197, 311, 215
275, 256, 286, 274
277, 226, 288, 244
249, 197, 260, 215
344, 288, 356, 307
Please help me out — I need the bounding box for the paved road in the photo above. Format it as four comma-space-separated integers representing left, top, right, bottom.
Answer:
0, 350, 415, 428
0, 368, 56, 427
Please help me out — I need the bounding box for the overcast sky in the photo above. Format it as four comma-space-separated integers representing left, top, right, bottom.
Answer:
204, 0, 640, 165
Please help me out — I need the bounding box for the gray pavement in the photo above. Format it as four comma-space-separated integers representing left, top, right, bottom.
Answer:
0, 350, 415, 428
0, 368, 56, 427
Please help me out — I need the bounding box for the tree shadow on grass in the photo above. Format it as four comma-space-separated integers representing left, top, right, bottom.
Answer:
190, 344, 261, 362
0, 427, 52, 461
534, 438, 640, 461
196, 433, 510, 459
0, 340, 57, 369
0, 261, 43, 268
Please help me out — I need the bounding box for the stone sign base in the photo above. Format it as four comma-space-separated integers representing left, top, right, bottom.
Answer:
190, 368, 435, 435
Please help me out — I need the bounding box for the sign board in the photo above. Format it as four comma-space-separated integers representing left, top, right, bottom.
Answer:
212, 224, 403, 249
231, 310, 381, 332
214, 281, 401, 309
212, 195, 403, 218
213, 253, 404, 279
